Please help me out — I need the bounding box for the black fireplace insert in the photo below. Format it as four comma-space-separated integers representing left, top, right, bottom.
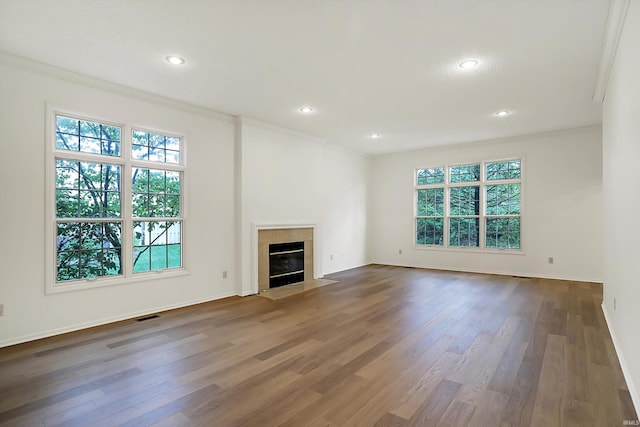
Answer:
269, 241, 304, 288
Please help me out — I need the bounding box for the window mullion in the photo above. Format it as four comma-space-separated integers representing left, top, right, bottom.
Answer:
122, 124, 133, 277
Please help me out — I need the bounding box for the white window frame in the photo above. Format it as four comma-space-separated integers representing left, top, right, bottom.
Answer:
414, 158, 524, 254
45, 105, 189, 294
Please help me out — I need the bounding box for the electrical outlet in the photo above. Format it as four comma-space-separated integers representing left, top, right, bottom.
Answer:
222, 271, 228, 279
548, 257, 554, 264
399, 249, 403, 255
0, 304, 4, 317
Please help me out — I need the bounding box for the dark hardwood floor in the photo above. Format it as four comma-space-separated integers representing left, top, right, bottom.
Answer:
0, 265, 637, 426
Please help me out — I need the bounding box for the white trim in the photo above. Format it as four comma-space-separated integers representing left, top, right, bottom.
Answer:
238, 116, 372, 160
239, 116, 325, 145
0, 51, 233, 123
371, 263, 602, 284
234, 117, 244, 296
601, 302, 640, 416
593, 0, 630, 103
250, 222, 322, 295
377, 126, 602, 158
0, 291, 236, 349
45, 269, 191, 294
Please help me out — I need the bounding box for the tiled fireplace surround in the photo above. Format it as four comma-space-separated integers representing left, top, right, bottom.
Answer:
257, 226, 315, 292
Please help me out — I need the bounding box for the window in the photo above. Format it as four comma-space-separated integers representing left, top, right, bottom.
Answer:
415, 159, 521, 250
48, 112, 185, 291
416, 168, 445, 245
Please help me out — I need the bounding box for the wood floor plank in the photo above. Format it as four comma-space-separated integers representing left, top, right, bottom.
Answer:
0, 265, 635, 427
530, 333, 566, 427
408, 379, 461, 426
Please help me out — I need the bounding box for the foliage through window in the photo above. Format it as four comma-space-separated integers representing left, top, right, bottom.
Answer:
51, 113, 184, 288
415, 160, 521, 250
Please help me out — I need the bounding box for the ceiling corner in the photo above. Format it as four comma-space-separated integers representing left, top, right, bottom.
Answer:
593, 0, 630, 103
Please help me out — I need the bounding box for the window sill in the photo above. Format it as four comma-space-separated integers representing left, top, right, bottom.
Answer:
412, 245, 525, 256
45, 269, 190, 294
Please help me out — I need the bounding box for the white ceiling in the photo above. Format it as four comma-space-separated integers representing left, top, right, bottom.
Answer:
0, 0, 609, 154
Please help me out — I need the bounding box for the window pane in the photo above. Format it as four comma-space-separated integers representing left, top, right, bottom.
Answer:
168, 244, 181, 268
166, 195, 181, 217
79, 249, 102, 279
56, 221, 122, 282
57, 133, 79, 151
151, 245, 168, 270
449, 218, 480, 247
80, 120, 100, 138
80, 136, 101, 154
166, 221, 181, 245
486, 160, 521, 180
133, 194, 149, 217
149, 133, 165, 148
103, 248, 121, 276
149, 148, 165, 162
149, 170, 165, 192
56, 189, 79, 218
56, 160, 80, 190
165, 150, 180, 164
56, 162, 121, 219
101, 140, 120, 157
486, 184, 520, 215
166, 171, 180, 194
416, 218, 444, 245
56, 116, 120, 157
132, 168, 149, 193
417, 188, 444, 217
133, 221, 182, 273
132, 130, 148, 145
81, 222, 103, 250
132, 144, 147, 160
102, 222, 122, 250
133, 169, 181, 218
486, 218, 521, 249
103, 164, 120, 191
449, 186, 480, 216
166, 137, 180, 151
449, 164, 480, 183
132, 130, 181, 164
57, 222, 80, 251
56, 116, 79, 134
57, 250, 79, 282
417, 168, 444, 185
133, 247, 151, 272
149, 194, 166, 217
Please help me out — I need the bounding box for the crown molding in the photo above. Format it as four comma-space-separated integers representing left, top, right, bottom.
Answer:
0, 50, 234, 122
593, 0, 630, 103
374, 125, 602, 158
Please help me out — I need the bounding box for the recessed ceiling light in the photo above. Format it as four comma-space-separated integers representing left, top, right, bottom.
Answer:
459, 59, 479, 70
495, 110, 511, 117
369, 133, 382, 139
165, 56, 185, 65
299, 106, 314, 114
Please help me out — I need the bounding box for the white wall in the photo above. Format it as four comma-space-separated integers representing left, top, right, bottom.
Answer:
0, 55, 236, 346
602, 0, 640, 412
238, 120, 369, 295
369, 127, 603, 282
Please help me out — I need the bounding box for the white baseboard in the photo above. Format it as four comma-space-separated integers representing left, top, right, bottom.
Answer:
371, 262, 602, 284
601, 302, 639, 417
0, 291, 236, 349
